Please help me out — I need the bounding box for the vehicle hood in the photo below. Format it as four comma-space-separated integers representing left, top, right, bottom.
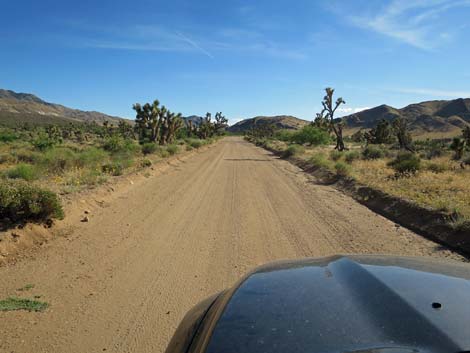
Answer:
202, 255, 470, 353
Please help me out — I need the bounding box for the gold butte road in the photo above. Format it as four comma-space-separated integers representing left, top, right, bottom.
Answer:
0, 137, 465, 353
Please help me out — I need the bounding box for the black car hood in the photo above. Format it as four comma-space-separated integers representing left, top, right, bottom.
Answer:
198, 255, 470, 353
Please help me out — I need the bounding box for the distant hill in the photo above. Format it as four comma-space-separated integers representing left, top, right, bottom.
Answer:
228, 115, 309, 133
342, 98, 470, 135
182, 115, 204, 127
0, 89, 127, 126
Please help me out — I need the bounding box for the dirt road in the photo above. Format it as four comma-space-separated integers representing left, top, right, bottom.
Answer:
0, 137, 465, 353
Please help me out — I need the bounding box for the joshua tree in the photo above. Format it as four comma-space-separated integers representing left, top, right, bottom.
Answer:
214, 112, 228, 135
117, 120, 135, 139
450, 137, 466, 160
198, 113, 214, 139
162, 111, 184, 144
392, 117, 413, 151
462, 126, 470, 145
312, 112, 330, 131
133, 100, 166, 143
365, 119, 394, 145
319, 88, 347, 151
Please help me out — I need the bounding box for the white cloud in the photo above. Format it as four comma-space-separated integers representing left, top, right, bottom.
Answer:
228, 117, 245, 125
394, 87, 470, 98
337, 107, 371, 115
74, 23, 306, 60
347, 0, 470, 49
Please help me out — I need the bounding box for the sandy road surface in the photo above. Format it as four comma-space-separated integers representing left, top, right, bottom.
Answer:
0, 137, 465, 353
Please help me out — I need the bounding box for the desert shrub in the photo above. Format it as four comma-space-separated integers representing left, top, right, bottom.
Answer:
362, 145, 386, 160
77, 147, 108, 169
0, 180, 64, 222
156, 147, 170, 158
141, 159, 152, 167
166, 144, 179, 155
344, 151, 361, 163
5, 163, 39, 181
141, 143, 158, 155
11, 149, 41, 163
275, 130, 295, 142
32, 132, 58, 151
423, 147, 444, 160
460, 154, 470, 169
0, 154, 15, 164
329, 150, 343, 161
290, 126, 331, 146
0, 131, 18, 142
334, 161, 351, 176
102, 162, 124, 176
425, 162, 448, 173
40, 147, 78, 174
281, 144, 305, 158
255, 138, 269, 147
308, 153, 331, 169
103, 136, 137, 154
187, 139, 204, 149
68, 169, 107, 187
388, 152, 421, 175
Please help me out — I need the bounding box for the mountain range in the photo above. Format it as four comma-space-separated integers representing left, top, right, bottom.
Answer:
1, 89, 469, 136
342, 98, 470, 134
227, 115, 309, 133
0, 89, 126, 126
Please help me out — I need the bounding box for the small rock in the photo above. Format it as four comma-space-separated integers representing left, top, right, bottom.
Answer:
44, 219, 54, 228
11, 232, 20, 238
84, 210, 90, 214
81, 216, 89, 223
166, 311, 170, 315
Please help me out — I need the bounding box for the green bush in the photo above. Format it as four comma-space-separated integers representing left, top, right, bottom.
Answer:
187, 139, 204, 149
77, 147, 108, 169
0, 180, 63, 222
5, 164, 39, 181
32, 132, 58, 151
362, 145, 386, 160
334, 161, 351, 176
156, 147, 170, 158
281, 144, 305, 158
274, 130, 296, 142
344, 151, 361, 163
102, 162, 124, 176
329, 150, 343, 161
40, 147, 78, 174
11, 149, 40, 163
69, 169, 107, 187
290, 126, 331, 146
166, 144, 179, 155
308, 153, 331, 169
141, 143, 158, 155
0, 131, 18, 142
388, 152, 421, 175
103, 136, 137, 154
141, 159, 152, 168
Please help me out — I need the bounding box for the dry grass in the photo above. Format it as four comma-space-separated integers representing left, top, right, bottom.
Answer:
263, 137, 470, 222
349, 157, 470, 220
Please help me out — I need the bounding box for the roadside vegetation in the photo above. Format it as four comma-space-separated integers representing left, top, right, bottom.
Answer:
0, 297, 49, 312
0, 101, 227, 226
245, 88, 470, 230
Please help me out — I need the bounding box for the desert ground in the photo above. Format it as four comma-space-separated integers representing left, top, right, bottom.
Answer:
0, 136, 465, 353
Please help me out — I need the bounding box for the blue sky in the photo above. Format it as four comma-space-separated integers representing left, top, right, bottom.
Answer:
1, 0, 470, 124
